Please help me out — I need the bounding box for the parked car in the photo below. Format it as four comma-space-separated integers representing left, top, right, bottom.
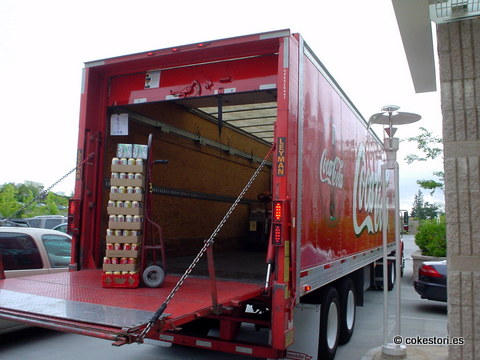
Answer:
0, 219, 30, 227
0, 227, 72, 334
52, 223, 68, 233
26, 215, 67, 229
414, 260, 447, 302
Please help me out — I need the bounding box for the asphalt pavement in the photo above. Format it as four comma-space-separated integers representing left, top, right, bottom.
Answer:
336, 234, 448, 360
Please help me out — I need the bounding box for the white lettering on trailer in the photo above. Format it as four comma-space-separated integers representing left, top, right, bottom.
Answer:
319, 149, 344, 189
353, 143, 383, 235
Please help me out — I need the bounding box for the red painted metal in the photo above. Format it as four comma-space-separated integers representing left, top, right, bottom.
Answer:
158, 332, 284, 359
0, 309, 123, 342
108, 55, 278, 106
0, 256, 4, 280
267, 33, 296, 350
298, 53, 392, 270
0, 270, 262, 332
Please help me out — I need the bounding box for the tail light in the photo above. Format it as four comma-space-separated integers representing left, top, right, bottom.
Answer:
273, 201, 283, 222
419, 264, 442, 278
67, 199, 80, 235
271, 201, 285, 246
272, 224, 282, 245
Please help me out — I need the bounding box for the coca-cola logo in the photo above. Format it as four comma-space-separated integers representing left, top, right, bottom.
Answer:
319, 149, 344, 189
353, 143, 383, 235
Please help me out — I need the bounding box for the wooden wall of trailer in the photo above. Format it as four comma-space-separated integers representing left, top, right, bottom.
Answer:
102, 102, 272, 257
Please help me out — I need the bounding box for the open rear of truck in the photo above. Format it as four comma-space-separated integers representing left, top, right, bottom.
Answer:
0, 30, 294, 359
0, 30, 394, 360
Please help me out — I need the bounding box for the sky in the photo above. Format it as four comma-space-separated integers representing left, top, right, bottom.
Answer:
0, 0, 444, 211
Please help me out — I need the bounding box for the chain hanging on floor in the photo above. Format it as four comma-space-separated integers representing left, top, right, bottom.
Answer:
4, 153, 94, 222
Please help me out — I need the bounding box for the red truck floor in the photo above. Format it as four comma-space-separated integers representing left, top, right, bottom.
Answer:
0, 270, 263, 335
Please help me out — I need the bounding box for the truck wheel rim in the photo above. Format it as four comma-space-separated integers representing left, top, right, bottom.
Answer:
327, 302, 339, 349
390, 263, 395, 285
346, 290, 355, 330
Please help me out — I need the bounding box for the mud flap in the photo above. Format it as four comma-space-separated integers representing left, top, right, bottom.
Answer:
277, 303, 321, 360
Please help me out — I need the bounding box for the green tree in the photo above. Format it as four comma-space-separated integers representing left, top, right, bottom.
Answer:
411, 190, 424, 219
422, 202, 440, 219
0, 183, 22, 218
405, 127, 444, 195
0, 182, 70, 219
415, 219, 446, 257
16, 183, 41, 203
45, 192, 60, 215
411, 190, 439, 220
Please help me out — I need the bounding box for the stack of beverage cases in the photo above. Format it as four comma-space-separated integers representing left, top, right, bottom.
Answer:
102, 143, 148, 288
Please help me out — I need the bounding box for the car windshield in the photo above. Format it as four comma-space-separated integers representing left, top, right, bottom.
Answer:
53, 224, 67, 233
45, 219, 63, 229
42, 234, 71, 267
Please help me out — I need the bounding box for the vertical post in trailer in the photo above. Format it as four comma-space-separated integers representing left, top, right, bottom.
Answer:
370, 105, 421, 358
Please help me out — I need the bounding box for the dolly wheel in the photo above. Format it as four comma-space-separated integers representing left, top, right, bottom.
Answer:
142, 265, 165, 288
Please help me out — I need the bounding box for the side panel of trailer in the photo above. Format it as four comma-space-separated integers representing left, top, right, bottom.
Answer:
293, 37, 394, 297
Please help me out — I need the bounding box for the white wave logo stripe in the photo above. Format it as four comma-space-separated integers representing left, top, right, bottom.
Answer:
353, 143, 383, 235
319, 149, 344, 189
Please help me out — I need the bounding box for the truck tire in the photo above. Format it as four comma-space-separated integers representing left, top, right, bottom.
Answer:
142, 265, 165, 288
338, 278, 356, 344
373, 262, 396, 291
319, 286, 340, 360
387, 261, 395, 291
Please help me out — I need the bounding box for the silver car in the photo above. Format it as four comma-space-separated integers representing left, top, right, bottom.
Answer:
0, 227, 71, 333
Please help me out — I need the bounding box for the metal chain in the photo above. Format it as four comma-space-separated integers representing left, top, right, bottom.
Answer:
5, 153, 93, 222
137, 144, 275, 341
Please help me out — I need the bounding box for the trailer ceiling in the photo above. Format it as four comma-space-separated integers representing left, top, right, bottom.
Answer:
176, 90, 277, 144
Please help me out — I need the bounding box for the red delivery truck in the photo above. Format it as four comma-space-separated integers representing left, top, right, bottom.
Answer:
0, 30, 397, 360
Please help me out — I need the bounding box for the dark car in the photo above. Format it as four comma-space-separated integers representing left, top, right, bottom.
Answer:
414, 260, 447, 302
0, 219, 30, 227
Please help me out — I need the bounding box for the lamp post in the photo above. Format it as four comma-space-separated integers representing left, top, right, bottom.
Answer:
369, 105, 421, 357
436, 208, 443, 224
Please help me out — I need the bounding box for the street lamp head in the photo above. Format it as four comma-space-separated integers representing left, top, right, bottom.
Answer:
381, 105, 400, 112
369, 105, 421, 129
369, 112, 422, 126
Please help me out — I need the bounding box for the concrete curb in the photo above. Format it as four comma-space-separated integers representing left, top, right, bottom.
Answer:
361, 346, 382, 360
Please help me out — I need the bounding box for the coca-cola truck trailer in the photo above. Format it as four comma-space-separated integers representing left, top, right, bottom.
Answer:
0, 30, 396, 360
